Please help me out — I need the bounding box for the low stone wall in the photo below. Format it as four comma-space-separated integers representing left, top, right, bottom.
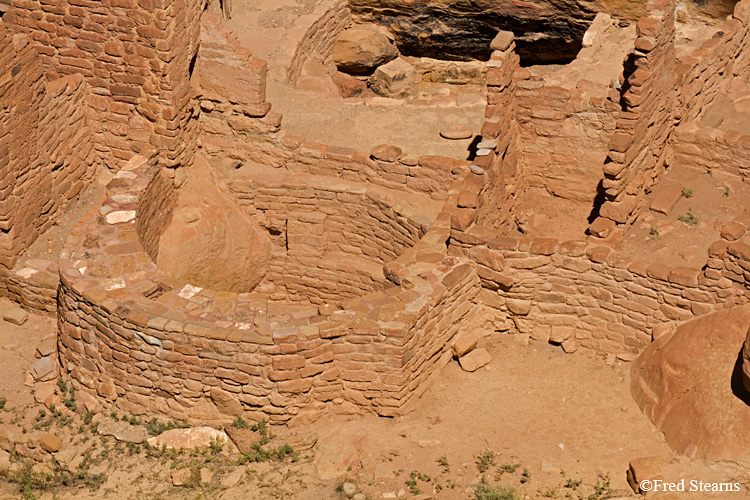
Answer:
451, 227, 745, 356
672, 123, 750, 180
227, 172, 429, 304
57, 155, 481, 424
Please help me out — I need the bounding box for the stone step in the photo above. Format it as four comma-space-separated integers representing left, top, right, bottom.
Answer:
650, 184, 683, 215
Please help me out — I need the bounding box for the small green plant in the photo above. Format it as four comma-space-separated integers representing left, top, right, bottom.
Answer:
472, 477, 519, 500
410, 470, 431, 482
678, 208, 698, 226
476, 450, 495, 473
405, 479, 420, 495
681, 187, 694, 198
724, 186, 731, 197
520, 468, 531, 484
437, 455, 450, 473
0, 397, 6, 411
209, 436, 224, 454
497, 463, 520, 475
565, 478, 582, 490
232, 416, 248, 429
335, 483, 345, 493
649, 224, 659, 237
588, 473, 613, 500
57, 376, 67, 394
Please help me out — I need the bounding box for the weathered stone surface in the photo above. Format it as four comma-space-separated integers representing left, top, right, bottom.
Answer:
3, 307, 28, 325
650, 184, 682, 215
439, 125, 473, 140
627, 456, 668, 493
39, 434, 62, 453
314, 426, 368, 479
30, 356, 57, 382
458, 348, 491, 372
632, 305, 750, 461
367, 57, 416, 97
148, 427, 230, 451
332, 71, 368, 97
370, 144, 402, 162
172, 467, 193, 486
452, 329, 479, 357
97, 420, 150, 443
490, 31, 514, 51
156, 153, 272, 293
210, 387, 243, 417
333, 24, 399, 75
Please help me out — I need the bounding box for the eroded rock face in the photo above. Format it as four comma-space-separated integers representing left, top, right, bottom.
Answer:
333, 24, 399, 75
349, 0, 607, 64
156, 154, 272, 293
631, 306, 750, 462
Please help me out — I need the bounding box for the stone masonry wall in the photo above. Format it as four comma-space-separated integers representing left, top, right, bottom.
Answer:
472, 34, 522, 232
591, 0, 677, 237
228, 176, 427, 305
5, 0, 203, 171
287, 0, 351, 84
57, 155, 480, 423
516, 77, 618, 203
0, 31, 95, 273
451, 231, 744, 356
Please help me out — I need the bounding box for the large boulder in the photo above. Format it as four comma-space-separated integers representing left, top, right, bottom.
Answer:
631, 305, 750, 462
333, 24, 399, 75
156, 153, 272, 293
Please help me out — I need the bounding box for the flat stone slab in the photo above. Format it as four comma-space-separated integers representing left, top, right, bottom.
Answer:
3, 307, 28, 325
97, 420, 150, 443
148, 427, 231, 451
650, 184, 683, 215
458, 347, 491, 372
439, 125, 473, 140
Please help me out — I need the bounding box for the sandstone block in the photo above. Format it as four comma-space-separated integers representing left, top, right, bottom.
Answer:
440, 125, 473, 140
368, 57, 416, 97
490, 31, 514, 51
452, 330, 479, 357
458, 348, 491, 372
370, 144, 402, 162
148, 427, 230, 451
721, 221, 746, 241
332, 72, 368, 98
30, 356, 57, 382
210, 387, 243, 416
3, 307, 28, 325
650, 184, 682, 215
39, 434, 62, 453
97, 420, 150, 443
172, 467, 193, 487
506, 299, 531, 315
627, 456, 669, 493
333, 25, 398, 75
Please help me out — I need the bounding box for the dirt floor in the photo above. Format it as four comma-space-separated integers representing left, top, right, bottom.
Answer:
1, 299, 748, 500
615, 165, 750, 268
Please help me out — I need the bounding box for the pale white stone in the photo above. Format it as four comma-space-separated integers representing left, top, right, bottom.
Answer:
106, 210, 136, 224
178, 284, 203, 300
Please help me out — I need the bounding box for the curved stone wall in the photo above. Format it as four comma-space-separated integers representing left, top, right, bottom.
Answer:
57, 154, 481, 424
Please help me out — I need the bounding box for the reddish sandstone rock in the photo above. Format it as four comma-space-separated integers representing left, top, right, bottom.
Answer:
333, 24, 398, 75
39, 434, 62, 453
367, 57, 416, 97
452, 329, 479, 357
156, 153, 272, 293
332, 71, 368, 98
370, 144, 402, 162
148, 427, 231, 451
440, 125, 473, 140
627, 456, 669, 493
458, 348, 491, 372
631, 305, 750, 461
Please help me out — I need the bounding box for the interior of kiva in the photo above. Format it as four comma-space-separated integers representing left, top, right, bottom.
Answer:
1, 0, 750, 498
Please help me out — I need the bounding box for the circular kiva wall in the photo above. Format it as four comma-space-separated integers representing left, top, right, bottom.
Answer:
225, 169, 429, 305
56, 154, 482, 424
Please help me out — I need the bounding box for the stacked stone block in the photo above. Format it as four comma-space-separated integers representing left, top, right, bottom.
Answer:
591, 0, 677, 236
227, 172, 429, 304
472, 33, 522, 232
0, 31, 95, 280
5, 0, 203, 171
57, 154, 480, 423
